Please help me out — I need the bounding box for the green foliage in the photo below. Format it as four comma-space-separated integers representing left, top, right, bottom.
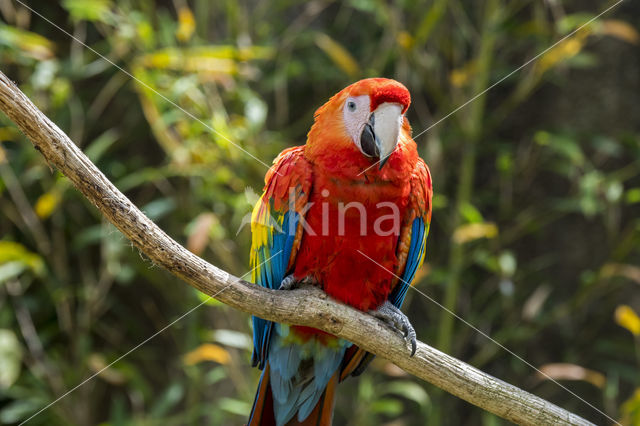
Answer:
0, 0, 639, 425
0, 329, 22, 390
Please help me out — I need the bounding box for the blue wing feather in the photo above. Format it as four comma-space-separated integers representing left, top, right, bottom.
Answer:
251, 211, 299, 369
389, 217, 427, 308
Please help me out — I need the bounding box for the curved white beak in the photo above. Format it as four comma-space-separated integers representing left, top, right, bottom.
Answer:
372, 103, 402, 168
359, 103, 403, 169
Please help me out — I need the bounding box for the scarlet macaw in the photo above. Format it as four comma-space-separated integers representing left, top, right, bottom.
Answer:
248, 78, 432, 425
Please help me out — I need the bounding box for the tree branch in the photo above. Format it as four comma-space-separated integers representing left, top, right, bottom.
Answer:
0, 70, 595, 426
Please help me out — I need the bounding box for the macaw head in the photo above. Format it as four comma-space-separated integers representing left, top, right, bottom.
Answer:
306, 78, 412, 171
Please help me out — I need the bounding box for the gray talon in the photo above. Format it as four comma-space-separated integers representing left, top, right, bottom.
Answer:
278, 274, 298, 290
370, 301, 417, 356
278, 274, 317, 291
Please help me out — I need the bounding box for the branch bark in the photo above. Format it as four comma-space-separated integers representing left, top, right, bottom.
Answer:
0, 70, 596, 426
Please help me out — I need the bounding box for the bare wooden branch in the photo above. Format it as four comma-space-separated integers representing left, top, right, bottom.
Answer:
0, 70, 596, 426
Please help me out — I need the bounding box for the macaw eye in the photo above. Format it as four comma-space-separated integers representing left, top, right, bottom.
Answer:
347, 100, 357, 112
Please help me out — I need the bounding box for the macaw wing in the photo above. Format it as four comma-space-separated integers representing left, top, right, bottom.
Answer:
250, 146, 313, 370
390, 158, 433, 308
341, 158, 432, 380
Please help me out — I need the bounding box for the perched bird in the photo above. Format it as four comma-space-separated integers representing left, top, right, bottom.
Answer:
248, 78, 432, 426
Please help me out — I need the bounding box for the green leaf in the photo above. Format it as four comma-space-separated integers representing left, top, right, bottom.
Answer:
61, 0, 112, 23
592, 136, 623, 158
460, 203, 484, 224
218, 397, 251, 416
535, 131, 585, 166
85, 129, 119, 162
605, 181, 623, 202
0, 261, 27, 284
432, 193, 448, 209
556, 13, 597, 33
142, 198, 176, 221
383, 381, 430, 408
0, 399, 41, 424
244, 96, 268, 130
204, 366, 227, 385
0, 329, 22, 389
31, 60, 58, 90
498, 251, 517, 277
370, 398, 403, 416
149, 383, 184, 417
625, 188, 640, 204
496, 152, 513, 174
358, 375, 374, 401
209, 329, 253, 350
195, 289, 222, 306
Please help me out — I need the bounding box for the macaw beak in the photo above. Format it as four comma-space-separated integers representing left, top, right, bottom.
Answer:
359, 103, 403, 169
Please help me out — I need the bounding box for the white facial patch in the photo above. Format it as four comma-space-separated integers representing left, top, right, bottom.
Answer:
342, 95, 371, 146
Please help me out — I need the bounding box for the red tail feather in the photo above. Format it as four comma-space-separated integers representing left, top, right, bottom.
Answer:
247, 364, 338, 426
248, 364, 276, 426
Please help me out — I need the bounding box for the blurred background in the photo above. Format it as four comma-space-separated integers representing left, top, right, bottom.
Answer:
0, 0, 639, 424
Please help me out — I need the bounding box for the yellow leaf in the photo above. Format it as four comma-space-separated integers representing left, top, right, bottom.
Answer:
536, 363, 606, 388
411, 263, 430, 284
315, 33, 361, 79
141, 49, 234, 74
176, 7, 196, 42
615, 305, 640, 336
396, 31, 414, 50
599, 20, 639, 45
34, 190, 61, 219
536, 30, 589, 75
600, 263, 640, 285
0, 241, 44, 274
136, 20, 154, 48
621, 388, 640, 426
0, 127, 19, 141
183, 343, 230, 366
135, 46, 274, 77
452, 222, 498, 244
537, 20, 638, 76
0, 24, 55, 60
449, 60, 478, 88
87, 354, 126, 385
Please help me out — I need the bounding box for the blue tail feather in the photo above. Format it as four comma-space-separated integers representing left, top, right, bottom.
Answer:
265, 324, 348, 425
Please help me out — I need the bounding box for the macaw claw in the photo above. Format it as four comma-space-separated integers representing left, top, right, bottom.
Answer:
370, 301, 417, 356
278, 274, 317, 291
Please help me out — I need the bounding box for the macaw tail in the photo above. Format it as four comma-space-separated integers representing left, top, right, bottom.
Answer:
248, 364, 276, 426
248, 362, 339, 426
